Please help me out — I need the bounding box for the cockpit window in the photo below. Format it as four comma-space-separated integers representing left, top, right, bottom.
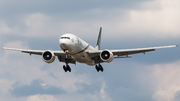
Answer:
61, 37, 70, 39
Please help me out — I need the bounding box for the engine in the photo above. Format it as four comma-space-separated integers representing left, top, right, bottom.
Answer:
42, 51, 55, 63
100, 50, 114, 63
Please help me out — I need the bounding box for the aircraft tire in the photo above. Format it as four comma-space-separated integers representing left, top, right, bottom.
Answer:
63, 65, 67, 72
100, 65, 103, 72
67, 65, 71, 72
95, 65, 99, 72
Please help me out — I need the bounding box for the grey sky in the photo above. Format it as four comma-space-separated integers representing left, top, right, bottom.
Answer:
11, 79, 65, 97
0, 0, 180, 101
0, 0, 150, 15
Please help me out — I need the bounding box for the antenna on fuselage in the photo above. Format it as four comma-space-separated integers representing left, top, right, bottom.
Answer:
95, 27, 102, 50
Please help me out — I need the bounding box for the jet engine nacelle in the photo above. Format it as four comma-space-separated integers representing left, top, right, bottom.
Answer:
42, 51, 55, 63
100, 50, 114, 63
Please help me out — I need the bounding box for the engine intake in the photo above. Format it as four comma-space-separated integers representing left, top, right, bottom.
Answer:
42, 51, 55, 63
100, 50, 114, 63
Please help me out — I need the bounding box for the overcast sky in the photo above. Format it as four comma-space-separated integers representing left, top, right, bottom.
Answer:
0, 0, 180, 101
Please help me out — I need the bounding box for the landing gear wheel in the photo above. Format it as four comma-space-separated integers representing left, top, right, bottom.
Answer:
95, 65, 100, 72
63, 65, 67, 72
99, 65, 103, 72
67, 65, 71, 72
63, 51, 72, 72
95, 64, 103, 72
63, 65, 71, 72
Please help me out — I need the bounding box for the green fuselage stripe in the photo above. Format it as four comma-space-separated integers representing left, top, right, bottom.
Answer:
71, 45, 90, 55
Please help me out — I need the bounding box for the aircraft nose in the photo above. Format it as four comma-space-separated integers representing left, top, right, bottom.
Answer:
59, 39, 71, 50
60, 43, 66, 49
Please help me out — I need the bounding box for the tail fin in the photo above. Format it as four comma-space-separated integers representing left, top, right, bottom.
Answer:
95, 27, 102, 50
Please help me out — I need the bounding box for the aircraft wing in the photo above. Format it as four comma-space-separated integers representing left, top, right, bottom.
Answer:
2, 47, 77, 64
87, 45, 178, 58
2, 47, 65, 56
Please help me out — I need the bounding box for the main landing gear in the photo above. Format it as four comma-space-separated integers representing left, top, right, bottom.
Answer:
63, 50, 71, 72
63, 64, 71, 72
95, 64, 103, 72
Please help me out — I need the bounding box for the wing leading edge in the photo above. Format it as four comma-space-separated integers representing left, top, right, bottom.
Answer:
2, 47, 65, 56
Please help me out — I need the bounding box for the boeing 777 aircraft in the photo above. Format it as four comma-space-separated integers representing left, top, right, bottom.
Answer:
3, 27, 177, 72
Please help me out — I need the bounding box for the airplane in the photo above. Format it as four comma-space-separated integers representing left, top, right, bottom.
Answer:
3, 27, 178, 72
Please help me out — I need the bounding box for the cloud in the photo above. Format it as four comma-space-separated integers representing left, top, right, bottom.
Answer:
1, 40, 93, 97
0, 79, 14, 96
23, 13, 53, 38
174, 91, 180, 101
0, 0, 151, 17
150, 60, 180, 101
1, 41, 29, 64
11, 79, 65, 97
0, 40, 179, 101
1, 0, 180, 41
116, 0, 180, 38
27, 95, 58, 101
0, 0, 179, 101
0, 23, 14, 34
99, 82, 111, 101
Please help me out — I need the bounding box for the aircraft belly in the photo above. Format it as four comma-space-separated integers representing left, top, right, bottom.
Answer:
71, 52, 95, 66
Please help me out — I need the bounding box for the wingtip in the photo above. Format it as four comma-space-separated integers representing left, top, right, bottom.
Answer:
2, 47, 8, 50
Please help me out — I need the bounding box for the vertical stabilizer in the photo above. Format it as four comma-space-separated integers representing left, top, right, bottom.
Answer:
95, 27, 102, 50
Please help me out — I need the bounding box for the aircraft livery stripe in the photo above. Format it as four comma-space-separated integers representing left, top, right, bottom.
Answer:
71, 45, 90, 55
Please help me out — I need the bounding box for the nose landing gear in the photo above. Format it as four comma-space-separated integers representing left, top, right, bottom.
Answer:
63, 50, 72, 72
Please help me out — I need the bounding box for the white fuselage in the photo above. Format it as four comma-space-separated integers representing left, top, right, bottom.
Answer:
59, 33, 98, 66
